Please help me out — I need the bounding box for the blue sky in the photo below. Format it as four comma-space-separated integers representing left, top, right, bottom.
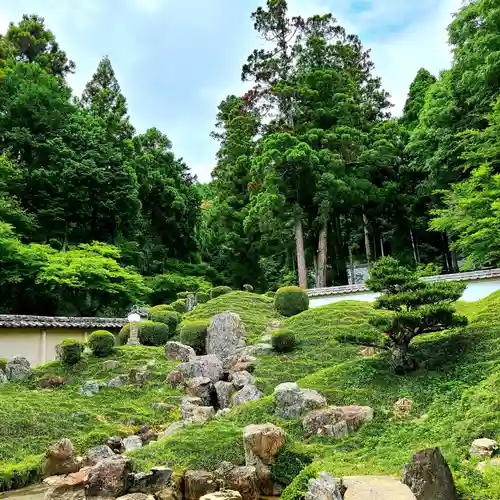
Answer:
0, 0, 463, 182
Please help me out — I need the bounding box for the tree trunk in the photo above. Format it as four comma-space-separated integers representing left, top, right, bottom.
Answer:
362, 213, 372, 265
410, 228, 419, 264
390, 342, 416, 374
295, 216, 307, 289
380, 236, 385, 257
348, 245, 355, 284
316, 221, 328, 288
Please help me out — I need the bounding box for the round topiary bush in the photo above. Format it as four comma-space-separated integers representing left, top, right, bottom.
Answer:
176, 291, 189, 299
0, 357, 7, 372
149, 304, 174, 313
195, 290, 210, 304
271, 328, 297, 353
243, 284, 254, 293
117, 321, 171, 347
56, 338, 85, 365
88, 330, 115, 357
274, 286, 309, 317
211, 286, 232, 299
179, 320, 209, 354
170, 298, 187, 314
148, 308, 181, 332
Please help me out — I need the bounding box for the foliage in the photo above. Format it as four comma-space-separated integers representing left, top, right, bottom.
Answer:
170, 299, 187, 314
271, 328, 297, 353
274, 286, 309, 317
0, 359, 7, 372
87, 330, 115, 357
415, 262, 442, 277
195, 291, 210, 304
55, 338, 84, 365
148, 308, 180, 332
117, 321, 171, 347
148, 274, 210, 305
270, 441, 314, 486
179, 320, 209, 354
211, 286, 233, 299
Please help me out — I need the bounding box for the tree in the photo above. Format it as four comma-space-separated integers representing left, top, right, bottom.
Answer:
401, 68, 437, 130
366, 257, 467, 373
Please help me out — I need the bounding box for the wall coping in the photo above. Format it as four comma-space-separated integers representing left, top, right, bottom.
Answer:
0, 315, 127, 329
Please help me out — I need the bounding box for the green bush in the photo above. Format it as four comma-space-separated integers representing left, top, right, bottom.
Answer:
170, 298, 187, 314
179, 320, 209, 354
88, 330, 115, 357
117, 321, 170, 346
280, 464, 320, 500
149, 304, 174, 313
243, 284, 254, 293
272, 328, 297, 353
177, 291, 189, 299
149, 273, 211, 304
211, 286, 232, 299
195, 291, 210, 304
270, 441, 314, 486
0, 358, 7, 372
148, 308, 181, 332
274, 286, 309, 317
55, 338, 84, 365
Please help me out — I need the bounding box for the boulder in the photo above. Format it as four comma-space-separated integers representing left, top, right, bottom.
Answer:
305, 472, 342, 500
180, 396, 215, 424
5, 356, 32, 381
165, 341, 196, 362
79, 380, 100, 396
140, 431, 158, 445
85, 457, 132, 499
39, 376, 67, 389
102, 359, 120, 371
402, 447, 457, 500
129, 368, 149, 387
303, 405, 374, 438
180, 396, 202, 419
178, 355, 224, 383
44, 467, 91, 500
274, 382, 326, 419
215, 381, 235, 410
394, 398, 413, 417
215, 462, 259, 500
166, 370, 185, 389
469, 438, 498, 459
129, 466, 173, 493
226, 352, 257, 374
116, 495, 155, 500
243, 424, 285, 466
0, 369, 7, 384
185, 376, 214, 405
343, 476, 416, 500
81, 445, 116, 467
477, 457, 500, 472
200, 492, 242, 500
158, 421, 185, 440
216, 408, 231, 418
184, 470, 218, 500
247, 343, 273, 356
206, 312, 246, 362
229, 371, 254, 389
123, 435, 143, 451
106, 374, 129, 388
107, 436, 124, 453
191, 406, 216, 424
233, 385, 262, 406
43, 438, 80, 476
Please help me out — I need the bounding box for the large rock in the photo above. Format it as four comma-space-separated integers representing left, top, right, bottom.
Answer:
229, 371, 254, 390
123, 435, 143, 451
233, 385, 262, 406
107, 436, 124, 453
0, 369, 7, 384
178, 355, 224, 383
206, 312, 246, 362
343, 476, 417, 500
303, 405, 374, 438
200, 492, 242, 500
469, 438, 498, 459
165, 341, 196, 362
226, 352, 257, 374
5, 356, 32, 382
102, 359, 120, 371
79, 380, 100, 396
81, 445, 116, 467
43, 439, 79, 476
180, 397, 215, 424
243, 424, 285, 466
215, 381, 235, 410
184, 470, 218, 500
116, 495, 155, 500
85, 457, 132, 498
215, 462, 259, 500
129, 368, 149, 387
106, 374, 129, 388
402, 447, 457, 500
274, 382, 327, 419
247, 343, 273, 356
129, 467, 173, 493
166, 369, 185, 389
44, 467, 90, 500
305, 472, 342, 500
185, 377, 214, 405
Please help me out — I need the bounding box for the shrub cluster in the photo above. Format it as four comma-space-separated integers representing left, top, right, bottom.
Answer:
0, 357, 7, 372
88, 330, 115, 357
179, 320, 209, 354
211, 286, 232, 299
149, 273, 211, 304
148, 307, 181, 332
271, 328, 297, 353
195, 290, 210, 304
177, 291, 189, 299
270, 442, 314, 486
118, 321, 171, 346
170, 298, 187, 314
274, 286, 309, 317
56, 338, 85, 365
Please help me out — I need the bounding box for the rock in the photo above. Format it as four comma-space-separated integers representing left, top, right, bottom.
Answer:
116, 494, 155, 500
260, 334, 272, 343
274, 382, 326, 419
129, 466, 173, 493
402, 447, 457, 500
139, 424, 150, 433
180, 396, 215, 423
106, 374, 129, 388
165, 341, 196, 362
191, 406, 216, 424
81, 445, 116, 467
226, 352, 258, 374
184, 470, 218, 500
359, 346, 380, 356
187, 293, 197, 312
0, 369, 7, 384
166, 370, 185, 389
343, 476, 416, 499
215, 462, 259, 500
44, 467, 91, 500
216, 408, 231, 418
394, 397, 413, 417
469, 438, 498, 459
85, 457, 132, 498
303, 405, 374, 437
206, 312, 246, 362
123, 435, 143, 451
185, 376, 214, 405
215, 381, 234, 409
107, 436, 124, 453
140, 431, 158, 445
39, 376, 67, 389
158, 421, 185, 440
43, 438, 80, 476
229, 371, 254, 389
243, 424, 285, 466
178, 355, 224, 383
248, 343, 273, 356
5, 356, 32, 381
181, 396, 202, 419
305, 472, 343, 500
476, 457, 500, 472
233, 385, 262, 406
130, 368, 149, 387
79, 380, 100, 396
102, 359, 120, 370
200, 492, 242, 500
152, 402, 174, 411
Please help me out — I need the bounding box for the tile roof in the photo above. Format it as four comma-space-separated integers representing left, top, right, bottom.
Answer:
0, 315, 127, 329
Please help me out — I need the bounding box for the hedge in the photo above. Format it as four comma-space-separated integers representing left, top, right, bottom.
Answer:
55, 338, 84, 365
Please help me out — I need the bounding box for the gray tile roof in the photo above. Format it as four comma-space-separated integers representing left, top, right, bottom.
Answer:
0, 315, 127, 329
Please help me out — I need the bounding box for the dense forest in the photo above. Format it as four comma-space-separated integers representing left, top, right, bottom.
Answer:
0, 0, 498, 316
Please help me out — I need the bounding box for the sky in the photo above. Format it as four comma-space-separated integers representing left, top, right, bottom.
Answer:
0, 0, 464, 182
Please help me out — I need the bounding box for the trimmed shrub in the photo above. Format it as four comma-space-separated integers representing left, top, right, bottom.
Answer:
274, 286, 309, 317
149, 304, 174, 313
211, 286, 232, 299
117, 321, 170, 346
272, 328, 297, 353
170, 299, 187, 314
195, 291, 210, 304
88, 330, 115, 357
148, 308, 181, 332
177, 291, 189, 299
0, 357, 7, 372
55, 338, 84, 365
243, 284, 254, 293
179, 320, 209, 354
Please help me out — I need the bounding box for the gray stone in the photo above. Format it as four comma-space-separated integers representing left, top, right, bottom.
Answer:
178, 355, 224, 383
469, 438, 498, 459
116, 494, 155, 500
107, 436, 124, 453
81, 445, 117, 467
180, 397, 214, 424
233, 385, 262, 406
303, 405, 374, 437
44, 468, 90, 500
402, 447, 458, 500
123, 435, 143, 451
0, 369, 7, 384
151, 402, 174, 411
229, 371, 254, 389
158, 421, 185, 440
248, 343, 273, 356
200, 492, 242, 500
5, 356, 32, 382
206, 312, 246, 362
225, 352, 257, 373
305, 472, 343, 500
216, 408, 231, 418
102, 360, 120, 371
129, 466, 173, 493
79, 380, 100, 396
129, 368, 149, 387
165, 341, 196, 362
166, 369, 185, 388
184, 470, 218, 500
274, 382, 326, 419
343, 476, 416, 500
185, 376, 214, 405
215, 381, 234, 409
85, 457, 132, 498
43, 438, 79, 476
106, 374, 129, 388
215, 462, 259, 500
186, 293, 197, 312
